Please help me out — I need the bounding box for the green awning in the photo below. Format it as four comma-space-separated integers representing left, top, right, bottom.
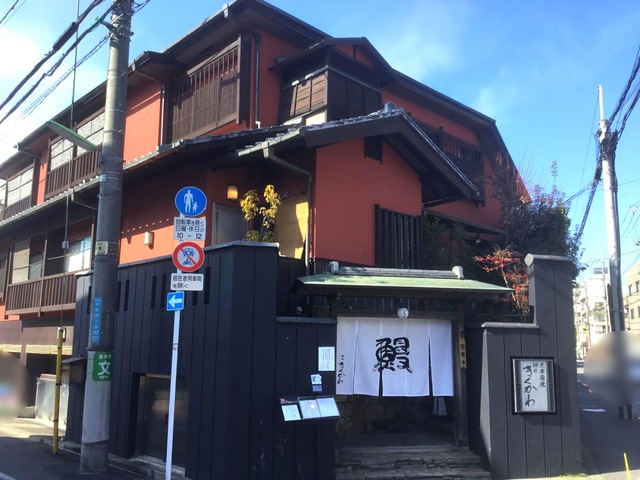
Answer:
294, 273, 511, 299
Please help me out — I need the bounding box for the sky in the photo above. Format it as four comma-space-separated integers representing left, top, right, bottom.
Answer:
0, 0, 640, 282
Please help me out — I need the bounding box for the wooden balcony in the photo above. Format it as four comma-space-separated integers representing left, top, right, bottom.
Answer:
5, 272, 77, 316
45, 148, 101, 199
0, 196, 33, 221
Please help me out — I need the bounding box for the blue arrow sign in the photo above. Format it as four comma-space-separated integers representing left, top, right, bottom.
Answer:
175, 186, 207, 217
166, 291, 185, 311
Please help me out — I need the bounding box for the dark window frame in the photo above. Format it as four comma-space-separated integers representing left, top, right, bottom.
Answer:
170, 38, 247, 141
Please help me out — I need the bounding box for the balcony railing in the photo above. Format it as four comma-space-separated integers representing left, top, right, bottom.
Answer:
0, 196, 33, 221
6, 272, 77, 315
45, 147, 101, 199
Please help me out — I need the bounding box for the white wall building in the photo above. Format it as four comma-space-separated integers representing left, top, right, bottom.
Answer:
574, 266, 610, 358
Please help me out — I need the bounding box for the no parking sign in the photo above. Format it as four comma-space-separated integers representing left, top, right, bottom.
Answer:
172, 241, 204, 272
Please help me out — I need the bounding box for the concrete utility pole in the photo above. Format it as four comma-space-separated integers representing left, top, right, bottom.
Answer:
597, 86, 624, 334
80, 0, 132, 472
597, 85, 632, 420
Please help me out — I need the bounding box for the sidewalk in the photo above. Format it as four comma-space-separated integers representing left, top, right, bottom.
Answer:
0, 418, 147, 479
1, 415, 639, 479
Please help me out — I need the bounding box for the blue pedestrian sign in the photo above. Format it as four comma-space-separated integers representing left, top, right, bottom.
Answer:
166, 291, 185, 311
175, 186, 207, 217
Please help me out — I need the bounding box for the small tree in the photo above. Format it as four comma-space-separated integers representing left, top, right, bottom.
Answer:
240, 185, 281, 242
473, 158, 583, 319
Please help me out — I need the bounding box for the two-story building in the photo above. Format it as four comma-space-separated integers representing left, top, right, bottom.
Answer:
0, 0, 533, 478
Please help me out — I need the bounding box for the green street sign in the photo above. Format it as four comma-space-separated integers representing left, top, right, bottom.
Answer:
92, 351, 113, 381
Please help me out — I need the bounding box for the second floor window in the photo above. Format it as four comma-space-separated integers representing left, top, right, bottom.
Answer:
64, 238, 92, 272
11, 240, 42, 283
50, 112, 104, 171
5, 168, 33, 206
170, 43, 241, 141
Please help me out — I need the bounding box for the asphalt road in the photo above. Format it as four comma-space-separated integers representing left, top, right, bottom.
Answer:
0, 367, 638, 479
578, 365, 640, 479
0, 437, 142, 480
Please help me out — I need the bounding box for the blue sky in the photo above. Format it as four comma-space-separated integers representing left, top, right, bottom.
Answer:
1, 0, 639, 281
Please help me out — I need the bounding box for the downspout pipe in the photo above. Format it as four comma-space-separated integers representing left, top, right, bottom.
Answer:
262, 146, 312, 275
253, 34, 261, 128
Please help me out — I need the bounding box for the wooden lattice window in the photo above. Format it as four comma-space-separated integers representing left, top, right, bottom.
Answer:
170, 43, 241, 141
375, 205, 423, 269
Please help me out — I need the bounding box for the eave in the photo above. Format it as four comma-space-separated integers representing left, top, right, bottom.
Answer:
294, 270, 511, 300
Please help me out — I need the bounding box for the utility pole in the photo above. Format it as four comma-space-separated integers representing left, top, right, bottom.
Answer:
597, 86, 624, 333
80, 0, 132, 471
597, 85, 632, 420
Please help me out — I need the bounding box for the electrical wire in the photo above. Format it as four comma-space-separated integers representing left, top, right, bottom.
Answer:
0, 0, 106, 114
0, 0, 149, 143
0, 3, 117, 127
0, 35, 109, 143
0, 0, 23, 28
608, 45, 640, 128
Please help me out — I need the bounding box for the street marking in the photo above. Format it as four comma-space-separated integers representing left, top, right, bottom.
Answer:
582, 408, 606, 412
0, 472, 17, 480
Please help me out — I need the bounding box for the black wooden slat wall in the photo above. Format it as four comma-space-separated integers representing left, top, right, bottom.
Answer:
67, 244, 336, 480
472, 255, 581, 479
273, 320, 337, 479
375, 204, 423, 269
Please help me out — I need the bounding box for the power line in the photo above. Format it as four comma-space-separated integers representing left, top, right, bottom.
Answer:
0, 3, 117, 127
0, 0, 23, 28
0, 34, 110, 144
609, 45, 640, 128
0, 0, 106, 113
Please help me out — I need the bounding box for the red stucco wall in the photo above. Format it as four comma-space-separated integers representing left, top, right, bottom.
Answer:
313, 139, 422, 265
123, 81, 162, 162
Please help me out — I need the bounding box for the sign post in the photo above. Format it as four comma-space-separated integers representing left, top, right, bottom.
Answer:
166, 186, 206, 480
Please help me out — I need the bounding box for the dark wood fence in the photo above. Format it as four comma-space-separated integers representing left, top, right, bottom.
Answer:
45, 148, 101, 199
0, 196, 32, 221
5, 272, 76, 315
67, 243, 336, 480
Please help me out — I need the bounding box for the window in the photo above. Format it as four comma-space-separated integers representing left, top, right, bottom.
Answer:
50, 138, 74, 171
630, 285, 633, 296
632, 309, 636, 320
0, 254, 7, 299
6, 168, 33, 206
375, 205, 423, 269
76, 113, 105, 154
171, 44, 241, 141
50, 112, 104, 172
636, 281, 640, 293
64, 238, 92, 272
11, 240, 42, 283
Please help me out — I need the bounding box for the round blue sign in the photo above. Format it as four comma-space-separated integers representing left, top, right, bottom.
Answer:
175, 186, 207, 217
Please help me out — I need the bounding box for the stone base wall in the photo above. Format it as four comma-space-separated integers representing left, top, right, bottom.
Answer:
336, 395, 453, 437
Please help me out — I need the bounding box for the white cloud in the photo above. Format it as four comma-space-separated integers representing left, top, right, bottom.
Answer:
363, 0, 474, 82
0, 29, 44, 80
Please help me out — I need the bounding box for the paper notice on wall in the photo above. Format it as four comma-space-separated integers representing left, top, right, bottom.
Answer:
298, 399, 322, 419
281, 404, 301, 422
318, 346, 335, 371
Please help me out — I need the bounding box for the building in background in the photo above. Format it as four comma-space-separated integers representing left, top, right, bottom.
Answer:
624, 263, 640, 334
574, 266, 611, 358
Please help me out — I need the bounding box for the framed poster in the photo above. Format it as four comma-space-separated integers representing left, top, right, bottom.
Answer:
512, 358, 556, 413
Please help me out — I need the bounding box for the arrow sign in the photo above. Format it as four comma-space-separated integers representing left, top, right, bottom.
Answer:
172, 241, 204, 272
166, 292, 185, 311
